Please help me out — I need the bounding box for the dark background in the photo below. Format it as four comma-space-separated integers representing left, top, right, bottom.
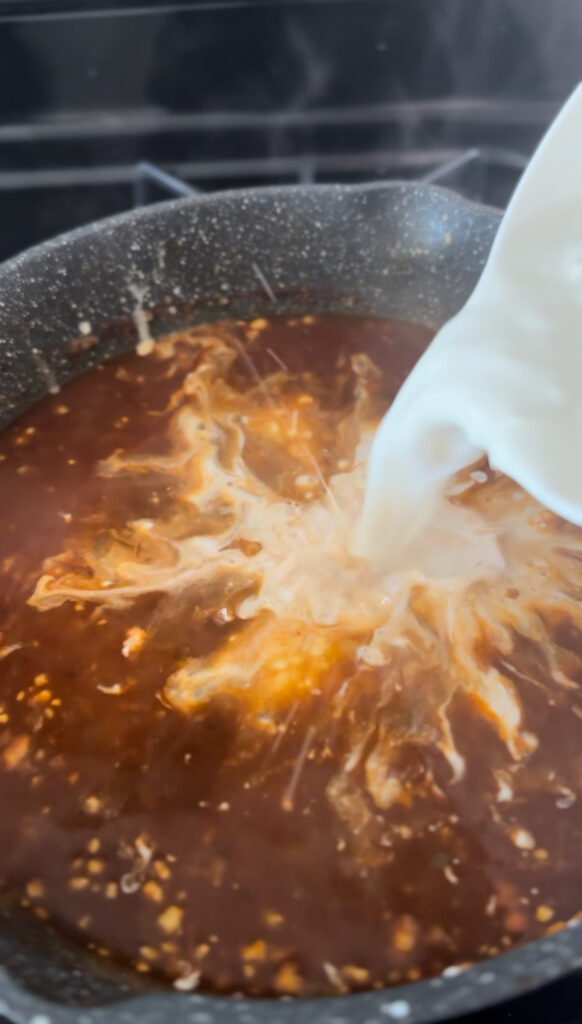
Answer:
0, 0, 580, 257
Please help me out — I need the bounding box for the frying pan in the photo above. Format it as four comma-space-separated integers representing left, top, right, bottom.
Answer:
0, 181, 580, 1024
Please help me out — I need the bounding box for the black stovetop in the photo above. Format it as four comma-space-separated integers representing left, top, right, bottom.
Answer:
1, 0, 581, 265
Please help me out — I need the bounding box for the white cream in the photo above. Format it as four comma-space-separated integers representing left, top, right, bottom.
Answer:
355, 84, 582, 564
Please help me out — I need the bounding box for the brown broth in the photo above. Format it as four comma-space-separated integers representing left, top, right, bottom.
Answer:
0, 314, 581, 997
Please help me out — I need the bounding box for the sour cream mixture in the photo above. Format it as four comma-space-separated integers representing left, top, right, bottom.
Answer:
355, 85, 582, 564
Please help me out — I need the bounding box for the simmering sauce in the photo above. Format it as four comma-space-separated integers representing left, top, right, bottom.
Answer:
0, 314, 582, 997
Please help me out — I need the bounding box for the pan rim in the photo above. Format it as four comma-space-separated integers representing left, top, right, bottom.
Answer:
0, 179, 499, 276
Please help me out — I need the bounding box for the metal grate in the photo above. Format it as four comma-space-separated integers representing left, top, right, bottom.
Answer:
131, 144, 529, 210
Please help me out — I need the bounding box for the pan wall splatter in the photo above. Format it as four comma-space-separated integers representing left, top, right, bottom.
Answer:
0, 182, 581, 1024
0, 183, 493, 428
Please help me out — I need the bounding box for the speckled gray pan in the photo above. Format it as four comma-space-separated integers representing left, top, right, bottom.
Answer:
0, 181, 580, 1024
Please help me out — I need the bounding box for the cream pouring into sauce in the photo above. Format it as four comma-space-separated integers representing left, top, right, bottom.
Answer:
355, 84, 582, 565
